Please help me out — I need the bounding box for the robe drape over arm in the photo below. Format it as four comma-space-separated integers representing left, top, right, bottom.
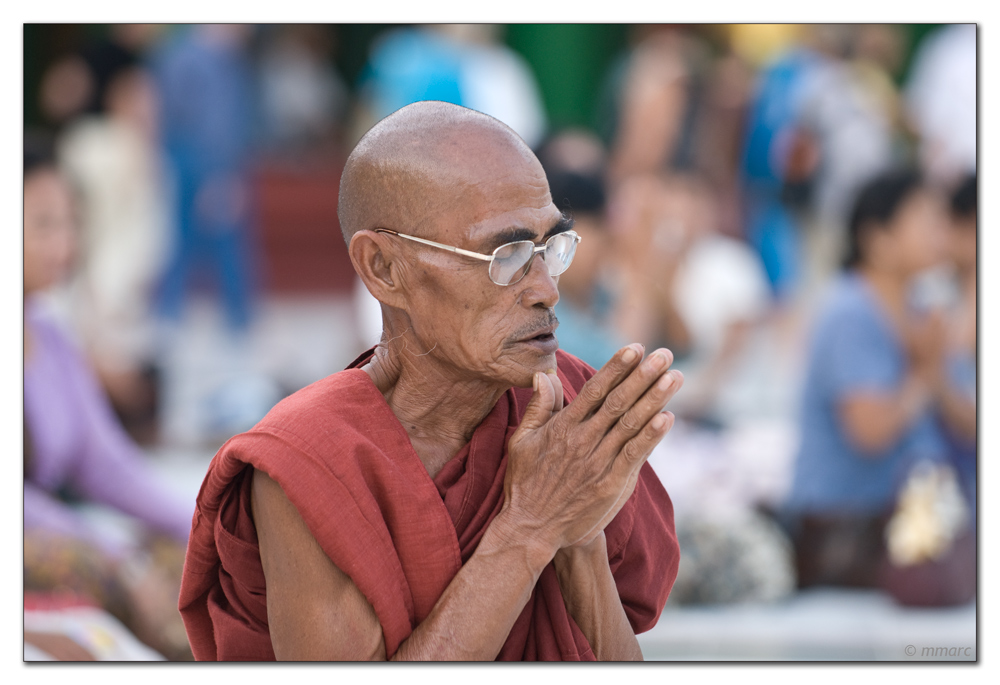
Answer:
179, 349, 679, 661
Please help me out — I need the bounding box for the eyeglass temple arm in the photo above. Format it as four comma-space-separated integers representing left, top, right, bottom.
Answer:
373, 229, 495, 262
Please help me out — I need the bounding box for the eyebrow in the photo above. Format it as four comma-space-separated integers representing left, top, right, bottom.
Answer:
481, 214, 576, 253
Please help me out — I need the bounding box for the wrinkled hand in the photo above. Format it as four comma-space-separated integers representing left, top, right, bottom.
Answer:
503, 344, 683, 553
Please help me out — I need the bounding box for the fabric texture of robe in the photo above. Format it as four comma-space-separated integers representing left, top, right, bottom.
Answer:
179, 348, 679, 661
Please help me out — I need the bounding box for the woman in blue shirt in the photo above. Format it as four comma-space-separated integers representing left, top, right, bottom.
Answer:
784, 169, 973, 593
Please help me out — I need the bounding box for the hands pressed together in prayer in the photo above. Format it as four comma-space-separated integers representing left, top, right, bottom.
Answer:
504, 343, 682, 554
499, 344, 682, 660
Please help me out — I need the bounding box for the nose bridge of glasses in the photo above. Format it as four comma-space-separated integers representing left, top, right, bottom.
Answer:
525, 241, 561, 281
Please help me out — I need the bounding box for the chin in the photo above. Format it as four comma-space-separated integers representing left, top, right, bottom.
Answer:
515, 351, 559, 388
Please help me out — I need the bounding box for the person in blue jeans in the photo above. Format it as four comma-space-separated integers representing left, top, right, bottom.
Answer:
151, 25, 258, 330
784, 169, 973, 600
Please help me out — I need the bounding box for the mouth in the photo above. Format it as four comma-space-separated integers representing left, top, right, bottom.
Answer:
515, 325, 559, 353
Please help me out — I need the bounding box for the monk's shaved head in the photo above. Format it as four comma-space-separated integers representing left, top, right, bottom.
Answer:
338, 101, 540, 244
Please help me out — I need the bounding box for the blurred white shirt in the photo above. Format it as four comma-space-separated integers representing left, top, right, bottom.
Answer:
674, 234, 770, 355
459, 43, 548, 151
905, 24, 977, 184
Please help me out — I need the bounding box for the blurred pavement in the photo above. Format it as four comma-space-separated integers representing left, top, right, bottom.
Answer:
639, 588, 976, 661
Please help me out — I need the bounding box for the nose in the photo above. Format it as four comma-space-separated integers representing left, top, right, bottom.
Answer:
518, 251, 560, 309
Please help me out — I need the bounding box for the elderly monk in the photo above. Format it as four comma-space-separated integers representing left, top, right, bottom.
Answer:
179, 101, 683, 661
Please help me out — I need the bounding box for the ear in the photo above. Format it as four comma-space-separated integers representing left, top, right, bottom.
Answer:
349, 231, 408, 309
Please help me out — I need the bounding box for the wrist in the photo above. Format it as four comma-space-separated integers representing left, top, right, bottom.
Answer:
553, 532, 608, 580
484, 508, 558, 578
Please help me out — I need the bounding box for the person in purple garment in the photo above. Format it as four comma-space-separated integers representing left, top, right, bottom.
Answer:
23, 141, 193, 659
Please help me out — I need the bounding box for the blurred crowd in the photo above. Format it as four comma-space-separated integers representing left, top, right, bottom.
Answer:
23, 23, 976, 660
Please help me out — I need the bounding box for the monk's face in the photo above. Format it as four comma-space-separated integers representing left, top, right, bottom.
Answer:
398, 135, 565, 389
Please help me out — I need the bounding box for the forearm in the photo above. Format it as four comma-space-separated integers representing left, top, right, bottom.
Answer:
25, 484, 97, 544
841, 373, 934, 455
552, 533, 643, 661
392, 510, 554, 661
77, 451, 192, 542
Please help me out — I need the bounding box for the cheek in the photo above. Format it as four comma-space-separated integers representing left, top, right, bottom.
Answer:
898, 219, 944, 269
455, 300, 515, 364
409, 280, 505, 357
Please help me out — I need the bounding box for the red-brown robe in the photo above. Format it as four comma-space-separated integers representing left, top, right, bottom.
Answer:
179, 349, 679, 661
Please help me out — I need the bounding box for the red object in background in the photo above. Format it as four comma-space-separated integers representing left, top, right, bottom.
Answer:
25, 591, 100, 612
254, 156, 356, 294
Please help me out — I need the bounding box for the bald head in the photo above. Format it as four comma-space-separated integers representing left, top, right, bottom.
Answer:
338, 101, 539, 245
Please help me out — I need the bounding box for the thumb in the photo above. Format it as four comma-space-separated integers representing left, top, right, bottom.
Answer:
519, 371, 558, 433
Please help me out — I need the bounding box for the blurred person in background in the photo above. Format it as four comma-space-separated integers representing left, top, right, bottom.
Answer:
152, 25, 280, 438
738, 25, 846, 302
652, 174, 771, 427
609, 173, 771, 427
792, 25, 903, 285
904, 24, 976, 187
686, 30, 757, 241
782, 168, 973, 604
606, 173, 692, 356
151, 24, 258, 332
54, 61, 171, 443
23, 142, 194, 659
604, 26, 691, 188
38, 24, 165, 132
540, 134, 629, 370
257, 24, 350, 158
351, 24, 547, 149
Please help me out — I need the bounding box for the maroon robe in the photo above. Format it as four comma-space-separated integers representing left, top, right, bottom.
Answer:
179, 349, 679, 660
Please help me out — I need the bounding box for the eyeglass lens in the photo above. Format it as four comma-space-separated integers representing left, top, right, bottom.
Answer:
488, 232, 578, 286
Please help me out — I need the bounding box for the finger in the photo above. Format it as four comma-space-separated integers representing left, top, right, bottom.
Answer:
563, 343, 644, 422
611, 410, 675, 483
546, 371, 564, 413
517, 371, 559, 434
587, 348, 675, 435
601, 368, 684, 454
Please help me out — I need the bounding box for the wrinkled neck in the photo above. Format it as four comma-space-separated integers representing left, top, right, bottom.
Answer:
362, 328, 507, 478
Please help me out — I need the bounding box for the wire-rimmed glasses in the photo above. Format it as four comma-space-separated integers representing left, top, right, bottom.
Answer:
372, 228, 581, 286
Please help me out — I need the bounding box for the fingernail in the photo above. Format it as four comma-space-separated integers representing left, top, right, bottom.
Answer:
622, 345, 639, 364
657, 372, 673, 390
533, 372, 539, 391
650, 351, 667, 370
652, 413, 668, 430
